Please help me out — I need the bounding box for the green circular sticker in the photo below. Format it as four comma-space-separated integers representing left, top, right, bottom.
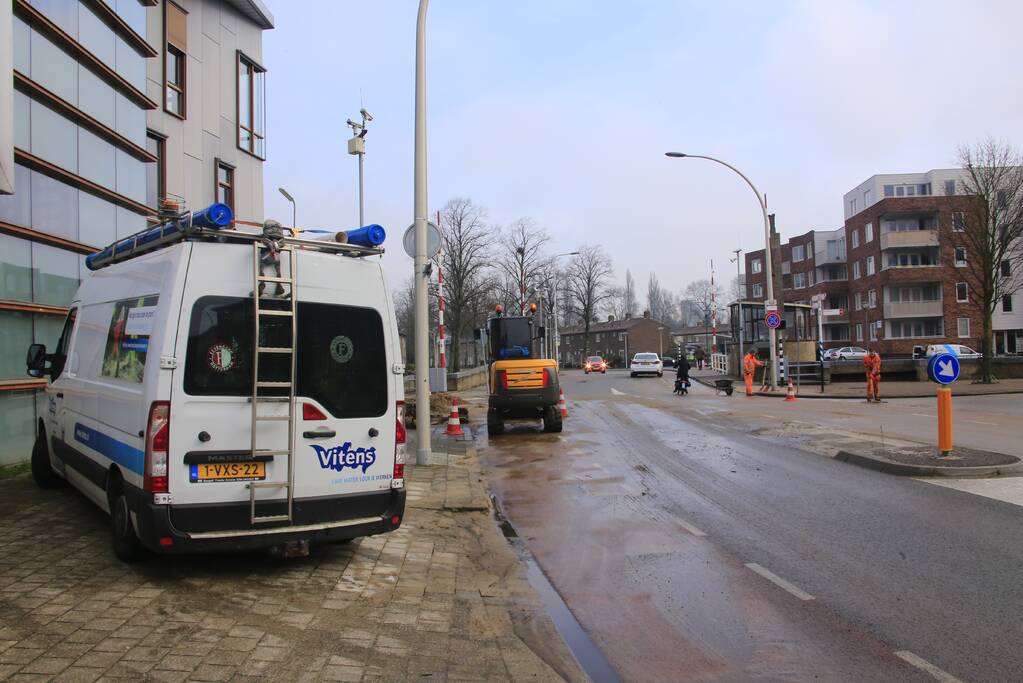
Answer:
330, 335, 354, 363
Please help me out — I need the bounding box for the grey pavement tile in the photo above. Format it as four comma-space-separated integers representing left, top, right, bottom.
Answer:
186, 663, 235, 682
51, 666, 105, 683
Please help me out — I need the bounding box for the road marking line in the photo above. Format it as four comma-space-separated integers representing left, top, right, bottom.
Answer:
967, 419, 997, 426
610, 388, 628, 396
911, 413, 934, 418
678, 520, 706, 537
744, 563, 814, 601
893, 650, 963, 682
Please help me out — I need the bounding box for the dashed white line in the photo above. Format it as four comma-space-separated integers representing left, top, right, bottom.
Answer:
610, 388, 628, 396
967, 419, 997, 426
893, 650, 963, 682
910, 413, 934, 418
677, 520, 706, 537
744, 563, 815, 601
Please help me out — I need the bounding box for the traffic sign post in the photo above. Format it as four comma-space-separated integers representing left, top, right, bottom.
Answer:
927, 352, 960, 455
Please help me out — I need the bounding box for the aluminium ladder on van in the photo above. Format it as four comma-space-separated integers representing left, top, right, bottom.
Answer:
248, 241, 298, 524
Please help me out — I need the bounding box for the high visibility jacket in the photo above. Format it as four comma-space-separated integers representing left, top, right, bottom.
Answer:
864, 354, 881, 377
743, 354, 763, 374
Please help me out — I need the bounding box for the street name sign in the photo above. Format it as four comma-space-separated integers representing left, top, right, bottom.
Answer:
927, 352, 960, 385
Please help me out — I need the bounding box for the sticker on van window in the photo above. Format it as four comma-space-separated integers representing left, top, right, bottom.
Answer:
207, 344, 235, 373
329, 335, 354, 363
101, 295, 159, 384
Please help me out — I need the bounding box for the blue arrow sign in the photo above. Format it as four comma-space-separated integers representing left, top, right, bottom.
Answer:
927, 353, 960, 385
765, 312, 782, 330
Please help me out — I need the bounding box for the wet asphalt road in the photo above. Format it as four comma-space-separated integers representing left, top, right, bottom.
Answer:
478, 369, 1023, 682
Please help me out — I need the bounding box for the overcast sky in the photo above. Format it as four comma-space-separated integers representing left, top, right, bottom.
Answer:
262, 1, 1023, 297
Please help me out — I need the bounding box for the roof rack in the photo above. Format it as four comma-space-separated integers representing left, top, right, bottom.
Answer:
84, 203, 385, 271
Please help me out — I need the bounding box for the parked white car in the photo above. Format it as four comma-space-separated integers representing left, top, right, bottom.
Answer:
926, 344, 981, 359
630, 352, 663, 377
825, 346, 869, 361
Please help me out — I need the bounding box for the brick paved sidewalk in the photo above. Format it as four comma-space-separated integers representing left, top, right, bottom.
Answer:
0, 433, 586, 682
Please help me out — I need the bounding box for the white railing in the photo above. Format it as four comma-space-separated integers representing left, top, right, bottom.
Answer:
711, 353, 729, 374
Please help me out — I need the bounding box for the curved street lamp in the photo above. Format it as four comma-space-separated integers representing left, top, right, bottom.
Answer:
665, 152, 778, 389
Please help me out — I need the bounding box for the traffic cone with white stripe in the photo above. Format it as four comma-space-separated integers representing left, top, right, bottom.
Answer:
558, 388, 569, 418
785, 377, 797, 402
445, 396, 464, 436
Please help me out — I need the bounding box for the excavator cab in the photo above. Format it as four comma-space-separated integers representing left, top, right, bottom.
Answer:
483, 304, 561, 436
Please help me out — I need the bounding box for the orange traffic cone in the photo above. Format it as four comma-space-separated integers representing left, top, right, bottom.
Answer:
445, 396, 464, 436
558, 388, 569, 418
784, 378, 797, 402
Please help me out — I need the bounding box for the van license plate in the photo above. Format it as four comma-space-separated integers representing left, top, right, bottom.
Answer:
190, 462, 265, 482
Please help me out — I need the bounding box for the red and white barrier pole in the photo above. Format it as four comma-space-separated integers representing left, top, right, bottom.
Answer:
437, 253, 445, 369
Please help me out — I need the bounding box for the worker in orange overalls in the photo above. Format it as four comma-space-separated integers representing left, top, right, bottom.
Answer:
743, 350, 763, 396
864, 349, 882, 402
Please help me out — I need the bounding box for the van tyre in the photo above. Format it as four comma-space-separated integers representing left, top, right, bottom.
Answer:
542, 406, 563, 433
31, 431, 63, 489
111, 491, 144, 562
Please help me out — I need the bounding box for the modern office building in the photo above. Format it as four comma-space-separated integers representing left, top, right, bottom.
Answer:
0, 0, 272, 466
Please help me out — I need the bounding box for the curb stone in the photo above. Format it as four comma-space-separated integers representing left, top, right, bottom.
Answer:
691, 374, 1023, 399
835, 450, 1023, 478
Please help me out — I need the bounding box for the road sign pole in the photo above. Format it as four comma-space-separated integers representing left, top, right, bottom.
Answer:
937, 387, 953, 455
817, 305, 825, 393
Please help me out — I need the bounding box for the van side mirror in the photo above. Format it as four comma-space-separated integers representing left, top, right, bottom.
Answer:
26, 344, 47, 378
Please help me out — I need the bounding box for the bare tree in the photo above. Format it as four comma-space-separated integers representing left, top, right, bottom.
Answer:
953, 140, 1023, 382
605, 286, 628, 321
393, 277, 436, 370
624, 270, 638, 318
495, 218, 551, 314
439, 198, 492, 372
565, 246, 614, 358
647, 273, 676, 324
683, 279, 723, 327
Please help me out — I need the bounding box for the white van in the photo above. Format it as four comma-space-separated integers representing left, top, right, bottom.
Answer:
26, 207, 406, 561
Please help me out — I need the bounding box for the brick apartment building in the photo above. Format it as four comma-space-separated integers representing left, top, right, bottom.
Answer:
559, 314, 672, 367
744, 169, 992, 356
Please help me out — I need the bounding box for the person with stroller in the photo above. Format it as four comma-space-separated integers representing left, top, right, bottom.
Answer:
674, 355, 691, 395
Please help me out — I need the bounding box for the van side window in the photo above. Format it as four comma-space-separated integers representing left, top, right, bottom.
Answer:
185, 297, 388, 418
51, 308, 78, 378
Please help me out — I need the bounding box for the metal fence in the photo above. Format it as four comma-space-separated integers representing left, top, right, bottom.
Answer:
711, 353, 729, 374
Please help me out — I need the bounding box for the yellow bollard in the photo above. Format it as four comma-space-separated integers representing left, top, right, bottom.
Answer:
937, 387, 953, 455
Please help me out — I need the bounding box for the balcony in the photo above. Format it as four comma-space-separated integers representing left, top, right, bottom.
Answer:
883, 300, 943, 319
880, 230, 939, 250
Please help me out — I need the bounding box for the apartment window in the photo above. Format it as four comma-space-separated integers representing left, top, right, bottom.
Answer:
868, 289, 877, 308
851, 229, 860, 249
1004, 295, 1014, 313
864, 223, 873, 242
952, 211, 965, 232
215, 159, 235, 211
884, 184, 895, 197
956, 282, 968, 302
793, 272, 807, 289
864, 189, 872, 207
751, 258, 762, 274
957, 318, 970, 338
238, 52, 267, 158
954, 247, 967, 267
792, 244, 805, 262
855, 323, 864, 342
866, 256, 875, 276
869, 321, 878, 341
853, 260, 861, 279
164, 1, 188, 118
752, 283, 763, 298
855, 292, 862, 310
850, 197, 858, 216
1003, 260, 1012, 277
945, 179, 956, 196
145, 130, 166, 209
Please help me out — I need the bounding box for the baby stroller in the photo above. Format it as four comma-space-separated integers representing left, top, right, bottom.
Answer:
674, 377, 690, 395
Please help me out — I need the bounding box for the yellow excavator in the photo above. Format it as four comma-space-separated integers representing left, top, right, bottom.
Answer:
481, 304, 561, 436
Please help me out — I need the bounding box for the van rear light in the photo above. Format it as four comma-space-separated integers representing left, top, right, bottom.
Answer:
393, 401, 406, 489
144, 401, 170, 495
303, 403, 327, 420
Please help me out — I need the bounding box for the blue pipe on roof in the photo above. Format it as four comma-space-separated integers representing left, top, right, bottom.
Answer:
342, 224, 386, 247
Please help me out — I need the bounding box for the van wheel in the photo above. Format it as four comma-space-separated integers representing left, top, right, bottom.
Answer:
31, 431, 63, 489
111, 490, 144, 562
542, 406, 563, 433
487, 410, 504, 436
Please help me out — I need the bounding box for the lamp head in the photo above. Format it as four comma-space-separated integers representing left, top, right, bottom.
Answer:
665, 152, 688, 158
278, 187, 295, 202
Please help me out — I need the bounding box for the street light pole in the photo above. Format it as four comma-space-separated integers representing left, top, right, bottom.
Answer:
665, 152, 777, 389
413, 0, 431, 465
278, 187, 296, 233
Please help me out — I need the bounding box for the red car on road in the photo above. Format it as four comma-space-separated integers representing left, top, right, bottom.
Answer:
584, 356, 607, 374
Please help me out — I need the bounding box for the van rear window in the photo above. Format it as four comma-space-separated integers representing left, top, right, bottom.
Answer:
184, 296, 387, 418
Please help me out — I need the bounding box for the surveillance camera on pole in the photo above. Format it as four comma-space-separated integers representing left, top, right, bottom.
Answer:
347, 108, 373, 227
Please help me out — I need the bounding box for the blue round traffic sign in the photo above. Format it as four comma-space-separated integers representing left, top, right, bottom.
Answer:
927, 353, 960, 385
765, 312, 782, 330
